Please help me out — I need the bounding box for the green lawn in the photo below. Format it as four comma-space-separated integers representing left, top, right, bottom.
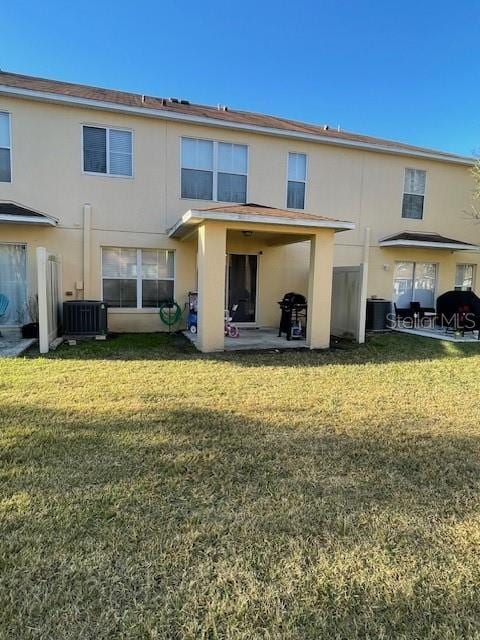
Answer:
2, 333, 480, 639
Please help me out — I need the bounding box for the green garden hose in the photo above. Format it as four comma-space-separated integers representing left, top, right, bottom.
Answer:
159, 301, 183, 331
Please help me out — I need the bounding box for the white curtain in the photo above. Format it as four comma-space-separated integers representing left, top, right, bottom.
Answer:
0, 244, 27, 325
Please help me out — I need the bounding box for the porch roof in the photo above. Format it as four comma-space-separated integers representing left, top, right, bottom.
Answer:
168, 203, 355, 239
379, 231, 479, 251
0, 201, 58, 226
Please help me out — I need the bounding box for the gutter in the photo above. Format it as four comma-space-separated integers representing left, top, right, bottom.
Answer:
0, 84, 474, 167
0, 214, 57, 226
168, 209, 355, 238
379, 239, 479, 251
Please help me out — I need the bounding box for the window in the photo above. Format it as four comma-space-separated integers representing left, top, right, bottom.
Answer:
393, 261, 437, 308
181, 137, 247, 202
455, 264, 476, 291
0, 244, 26, 324
402, 168, 426, 219
287, 152, 307, 209
102, 248, 174, 308
0, 112, 11, 182
181, 138, 213, 200
83, 126, 132, 177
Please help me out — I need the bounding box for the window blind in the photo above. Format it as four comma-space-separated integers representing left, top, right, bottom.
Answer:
181, 137, 247, 203
0, 113, 11, 183
102, 248, 174, 308
287, 152, 307, 209
402, 168, 426, 219
109, 129, 132, 176
83, 126, 107, 173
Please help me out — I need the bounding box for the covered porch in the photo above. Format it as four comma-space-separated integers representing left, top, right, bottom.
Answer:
169, 203, 354, 353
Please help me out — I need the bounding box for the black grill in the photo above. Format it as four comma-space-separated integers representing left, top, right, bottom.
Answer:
278, 292, 307, 340
63, 300, 108, 336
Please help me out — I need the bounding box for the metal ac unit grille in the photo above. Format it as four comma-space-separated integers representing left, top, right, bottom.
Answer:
63, 301, 108, 335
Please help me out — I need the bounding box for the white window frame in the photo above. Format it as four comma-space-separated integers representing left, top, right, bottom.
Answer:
0, 111, 12, 183
393, 260, 438, 307
455, 263, 476, 291
101, 247, 175, 310
180, 137, 249, 202
402, 167, 427, 220
82, 124, 134, 178
286, 151, 308, 210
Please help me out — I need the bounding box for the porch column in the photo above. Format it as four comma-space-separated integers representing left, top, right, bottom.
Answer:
307, 230, 335, 349
197, 222, 226, 353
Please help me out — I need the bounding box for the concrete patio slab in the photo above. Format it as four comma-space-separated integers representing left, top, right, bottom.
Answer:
394, 327, 480, 342
0, 336, 36, 357
184, 327, 307, 351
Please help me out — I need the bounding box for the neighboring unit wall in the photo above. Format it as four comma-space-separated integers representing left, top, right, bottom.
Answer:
0, 225, 83, 319
367, 247, 480, 300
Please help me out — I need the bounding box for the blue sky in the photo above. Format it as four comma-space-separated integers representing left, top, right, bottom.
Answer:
2, 0, 480, 155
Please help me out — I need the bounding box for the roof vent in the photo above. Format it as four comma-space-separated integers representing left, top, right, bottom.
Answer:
217, 104, 228, 111
141, 95, 146, 104
323, 124, 329, 131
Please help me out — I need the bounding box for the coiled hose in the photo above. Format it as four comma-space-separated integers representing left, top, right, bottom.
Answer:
158, 301, 183, 331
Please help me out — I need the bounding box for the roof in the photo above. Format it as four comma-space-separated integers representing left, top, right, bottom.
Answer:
0, 71, 473, 166
168, 203, 355, 239
379, 231, 479, 251
0, 201, 58, 226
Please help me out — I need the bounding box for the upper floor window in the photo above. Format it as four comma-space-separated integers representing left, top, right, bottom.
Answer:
83, 125, 133, 177
102, 247, 174, 308
0, 112, 11, 182
181, 137, 247, 202
287, 152, 307, 209
402, 168, 426, 219
455, 264, 476, 291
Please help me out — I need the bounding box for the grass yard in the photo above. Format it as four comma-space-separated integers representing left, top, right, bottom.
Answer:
3, 333, 480, 639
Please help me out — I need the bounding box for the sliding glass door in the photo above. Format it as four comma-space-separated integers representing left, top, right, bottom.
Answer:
393, 261, 437, 308
0, 244, 27, 325
227, 254, 258, 323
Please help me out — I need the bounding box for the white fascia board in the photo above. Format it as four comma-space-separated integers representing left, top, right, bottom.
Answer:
379, 239, 479, 251
168, 209, 355, 237
0, 214, 57, 226
0, 84, 475, 167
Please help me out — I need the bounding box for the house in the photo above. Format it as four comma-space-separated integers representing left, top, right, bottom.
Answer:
0, 71, 478, 352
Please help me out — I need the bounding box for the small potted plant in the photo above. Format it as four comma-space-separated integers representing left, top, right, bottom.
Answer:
21, 296, 39, 339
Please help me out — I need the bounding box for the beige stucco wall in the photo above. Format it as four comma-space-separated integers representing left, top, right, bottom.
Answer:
0, 94, 479, 333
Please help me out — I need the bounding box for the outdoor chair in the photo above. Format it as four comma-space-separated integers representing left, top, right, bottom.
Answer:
409, 301, 435, 318
408, 302, 436, 330
0, 294, 9, 337
393, 303, 410, 321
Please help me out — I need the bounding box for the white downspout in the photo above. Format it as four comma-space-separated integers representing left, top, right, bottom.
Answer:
83, 204, 92, 299
357, 227, 370, 343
